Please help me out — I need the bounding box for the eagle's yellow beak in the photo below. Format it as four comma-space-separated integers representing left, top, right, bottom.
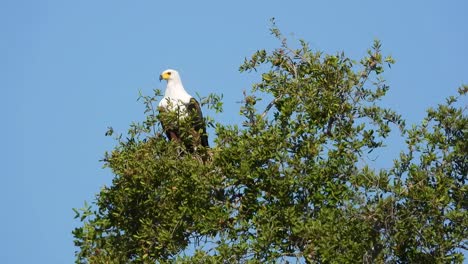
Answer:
159, 72, 171, 81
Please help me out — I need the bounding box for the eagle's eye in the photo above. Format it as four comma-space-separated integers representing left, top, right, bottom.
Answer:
167, 72, 172, 75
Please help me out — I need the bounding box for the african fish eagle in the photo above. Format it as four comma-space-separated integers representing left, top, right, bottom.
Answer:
158, 69, 209, 151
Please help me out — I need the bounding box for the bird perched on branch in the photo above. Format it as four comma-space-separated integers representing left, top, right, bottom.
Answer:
158, 69, 209, 152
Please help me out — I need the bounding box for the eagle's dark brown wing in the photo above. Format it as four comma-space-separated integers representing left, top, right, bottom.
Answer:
187, 97, 209, 148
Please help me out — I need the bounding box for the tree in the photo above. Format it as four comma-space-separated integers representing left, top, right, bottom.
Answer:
73, 21, 467, 263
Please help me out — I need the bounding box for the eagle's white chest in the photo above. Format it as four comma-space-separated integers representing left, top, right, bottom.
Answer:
158, 80, 193, 117
159, 96, 189, 112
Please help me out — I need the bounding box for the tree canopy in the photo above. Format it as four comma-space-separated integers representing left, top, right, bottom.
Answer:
73, 23, 467, 263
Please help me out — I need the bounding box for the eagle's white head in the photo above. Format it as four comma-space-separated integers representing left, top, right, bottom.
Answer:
159, 69, 181, 83
158, 69, 192, 109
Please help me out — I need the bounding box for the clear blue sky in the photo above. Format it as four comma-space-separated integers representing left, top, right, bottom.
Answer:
1, 0, 467, 263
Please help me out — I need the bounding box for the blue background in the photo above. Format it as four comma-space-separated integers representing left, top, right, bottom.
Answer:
2, 1, 467, 263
